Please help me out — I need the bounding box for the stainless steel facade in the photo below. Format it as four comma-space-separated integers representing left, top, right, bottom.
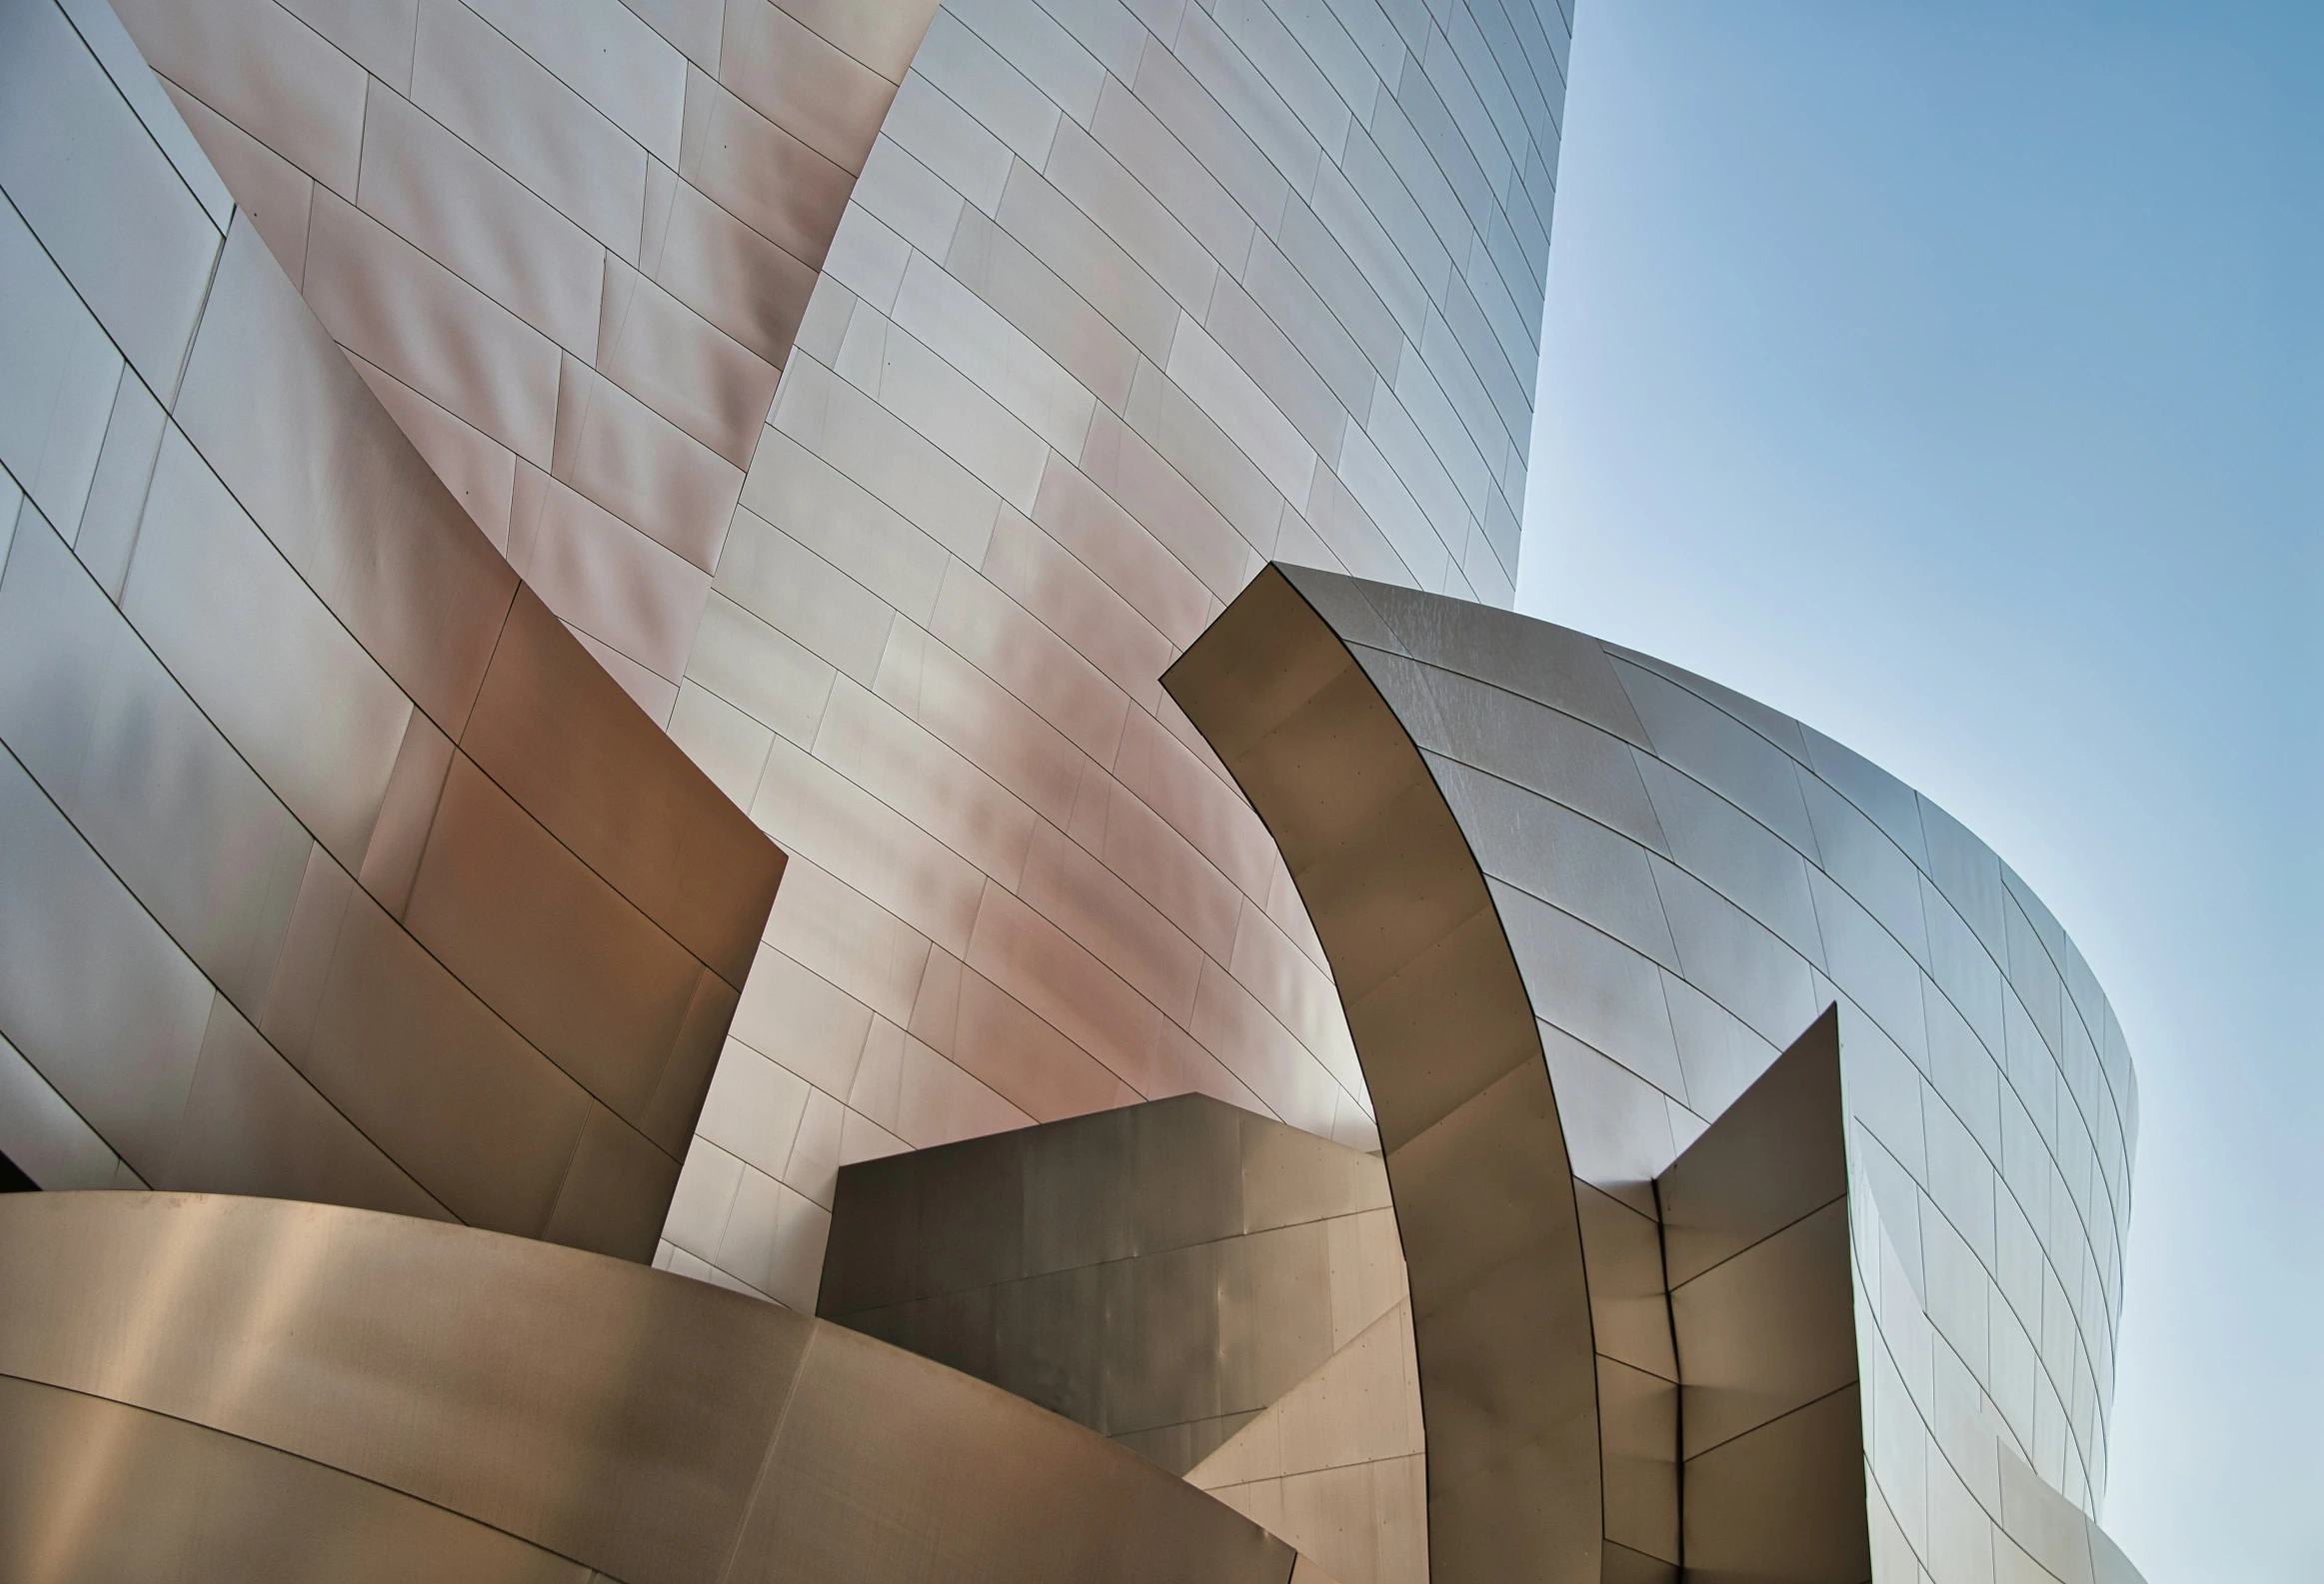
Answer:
0, 1, 2156, 1580
651, 0, 1571, 1308
0, 0, 784, 1256
92, 0, 1571, 1306
1166, 566, 2146, 1584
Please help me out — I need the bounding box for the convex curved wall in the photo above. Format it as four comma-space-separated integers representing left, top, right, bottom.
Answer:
654, 0, 1575, 1305
1167, 567, 2141, 1584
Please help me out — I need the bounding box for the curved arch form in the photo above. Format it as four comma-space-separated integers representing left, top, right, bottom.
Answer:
1165, 565, 1600, 1583
1166, 565, 2146, 1584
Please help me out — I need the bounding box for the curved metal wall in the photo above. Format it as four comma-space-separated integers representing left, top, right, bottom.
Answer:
1166, 567, 2141, 1584
0, 1190, 1299, 1584
0, 0, 784, 1258
656, 0, 1574, 1304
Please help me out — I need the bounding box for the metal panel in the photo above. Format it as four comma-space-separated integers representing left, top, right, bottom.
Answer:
0, 0, 783, 1270
676, 71, 852, 264
883, 71, 1013, 216
819, 676, 1038, 882
0, 198, 120, 534
461, 585, 785, 990
752, 733, 985, 955
552, 355, 745, 571
403, 751, 710, 1124
916, 10, 1064, 168
0, 0, 221, 396
1217, 1218, 1333, 1413
175, 217, 521, 737
659, 118, 828, 356
124, 427, 411, 868
823, 1093, 1396, 1475
542, 1099, 686, 1260
0, 1030, 121, 1190
764, 361, 999, 582
158, 990, 451, 1220
111, 0, 369, 197
1608, 655, 1817, 855
349, 354, 520, 549
0, 1374, 589, 1584
1646, 855, 1821, 1051
53, 0, 234, 222
733, 1320, 1293, 1584
0, 746, 213, 1176
892, 252, 1098, 459
412, 0, 648, 253
1428, 755, 1676, 970
838, 307, 1052, 511
600, 258, 782, 469
1357, 650, 1664, 845
718, 0, 902, 176
355, 83, 606, 356
0, 507, 310, 1015
1681, 1387, 1871, 1584
1633, 753, 1823, 964
1669, 1200, 1855, 1457
929, 557, 1133, 761
292, 874, 595, 1235
1125, 356, 1285, 552
1574, 1182, 1676, 1379
301, 188, 564, 465
69, 360, 168, 598
273, 0, 419, 92
514, 462, 711, 682
1169, 568, 2150, 1584
0, 1191, 801, 1582
467, 0, 686, 162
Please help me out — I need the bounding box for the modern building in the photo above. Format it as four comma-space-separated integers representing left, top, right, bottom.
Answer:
0, 0, 2148, 1581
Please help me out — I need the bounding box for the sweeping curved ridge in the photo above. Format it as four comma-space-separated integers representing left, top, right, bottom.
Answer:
1165, 565, 2143, 1584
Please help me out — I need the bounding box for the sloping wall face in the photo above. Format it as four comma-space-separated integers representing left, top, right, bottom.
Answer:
658, 0, 1572, 1307
1166, 568, 2142, 1584
0, 0, 783, 1258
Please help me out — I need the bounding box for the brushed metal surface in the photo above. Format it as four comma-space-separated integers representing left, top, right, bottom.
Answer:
820, 1093, 1397, 1476
0, 1373, 588, 1584
1164, 568, 1598, 1584
0, 1190, 1298, 1584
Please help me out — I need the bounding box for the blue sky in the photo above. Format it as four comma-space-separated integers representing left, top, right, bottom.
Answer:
1519, 4, 2321, 1578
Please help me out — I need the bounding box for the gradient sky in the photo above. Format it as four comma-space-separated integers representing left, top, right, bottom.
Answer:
1519, 4, 2321, 1579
